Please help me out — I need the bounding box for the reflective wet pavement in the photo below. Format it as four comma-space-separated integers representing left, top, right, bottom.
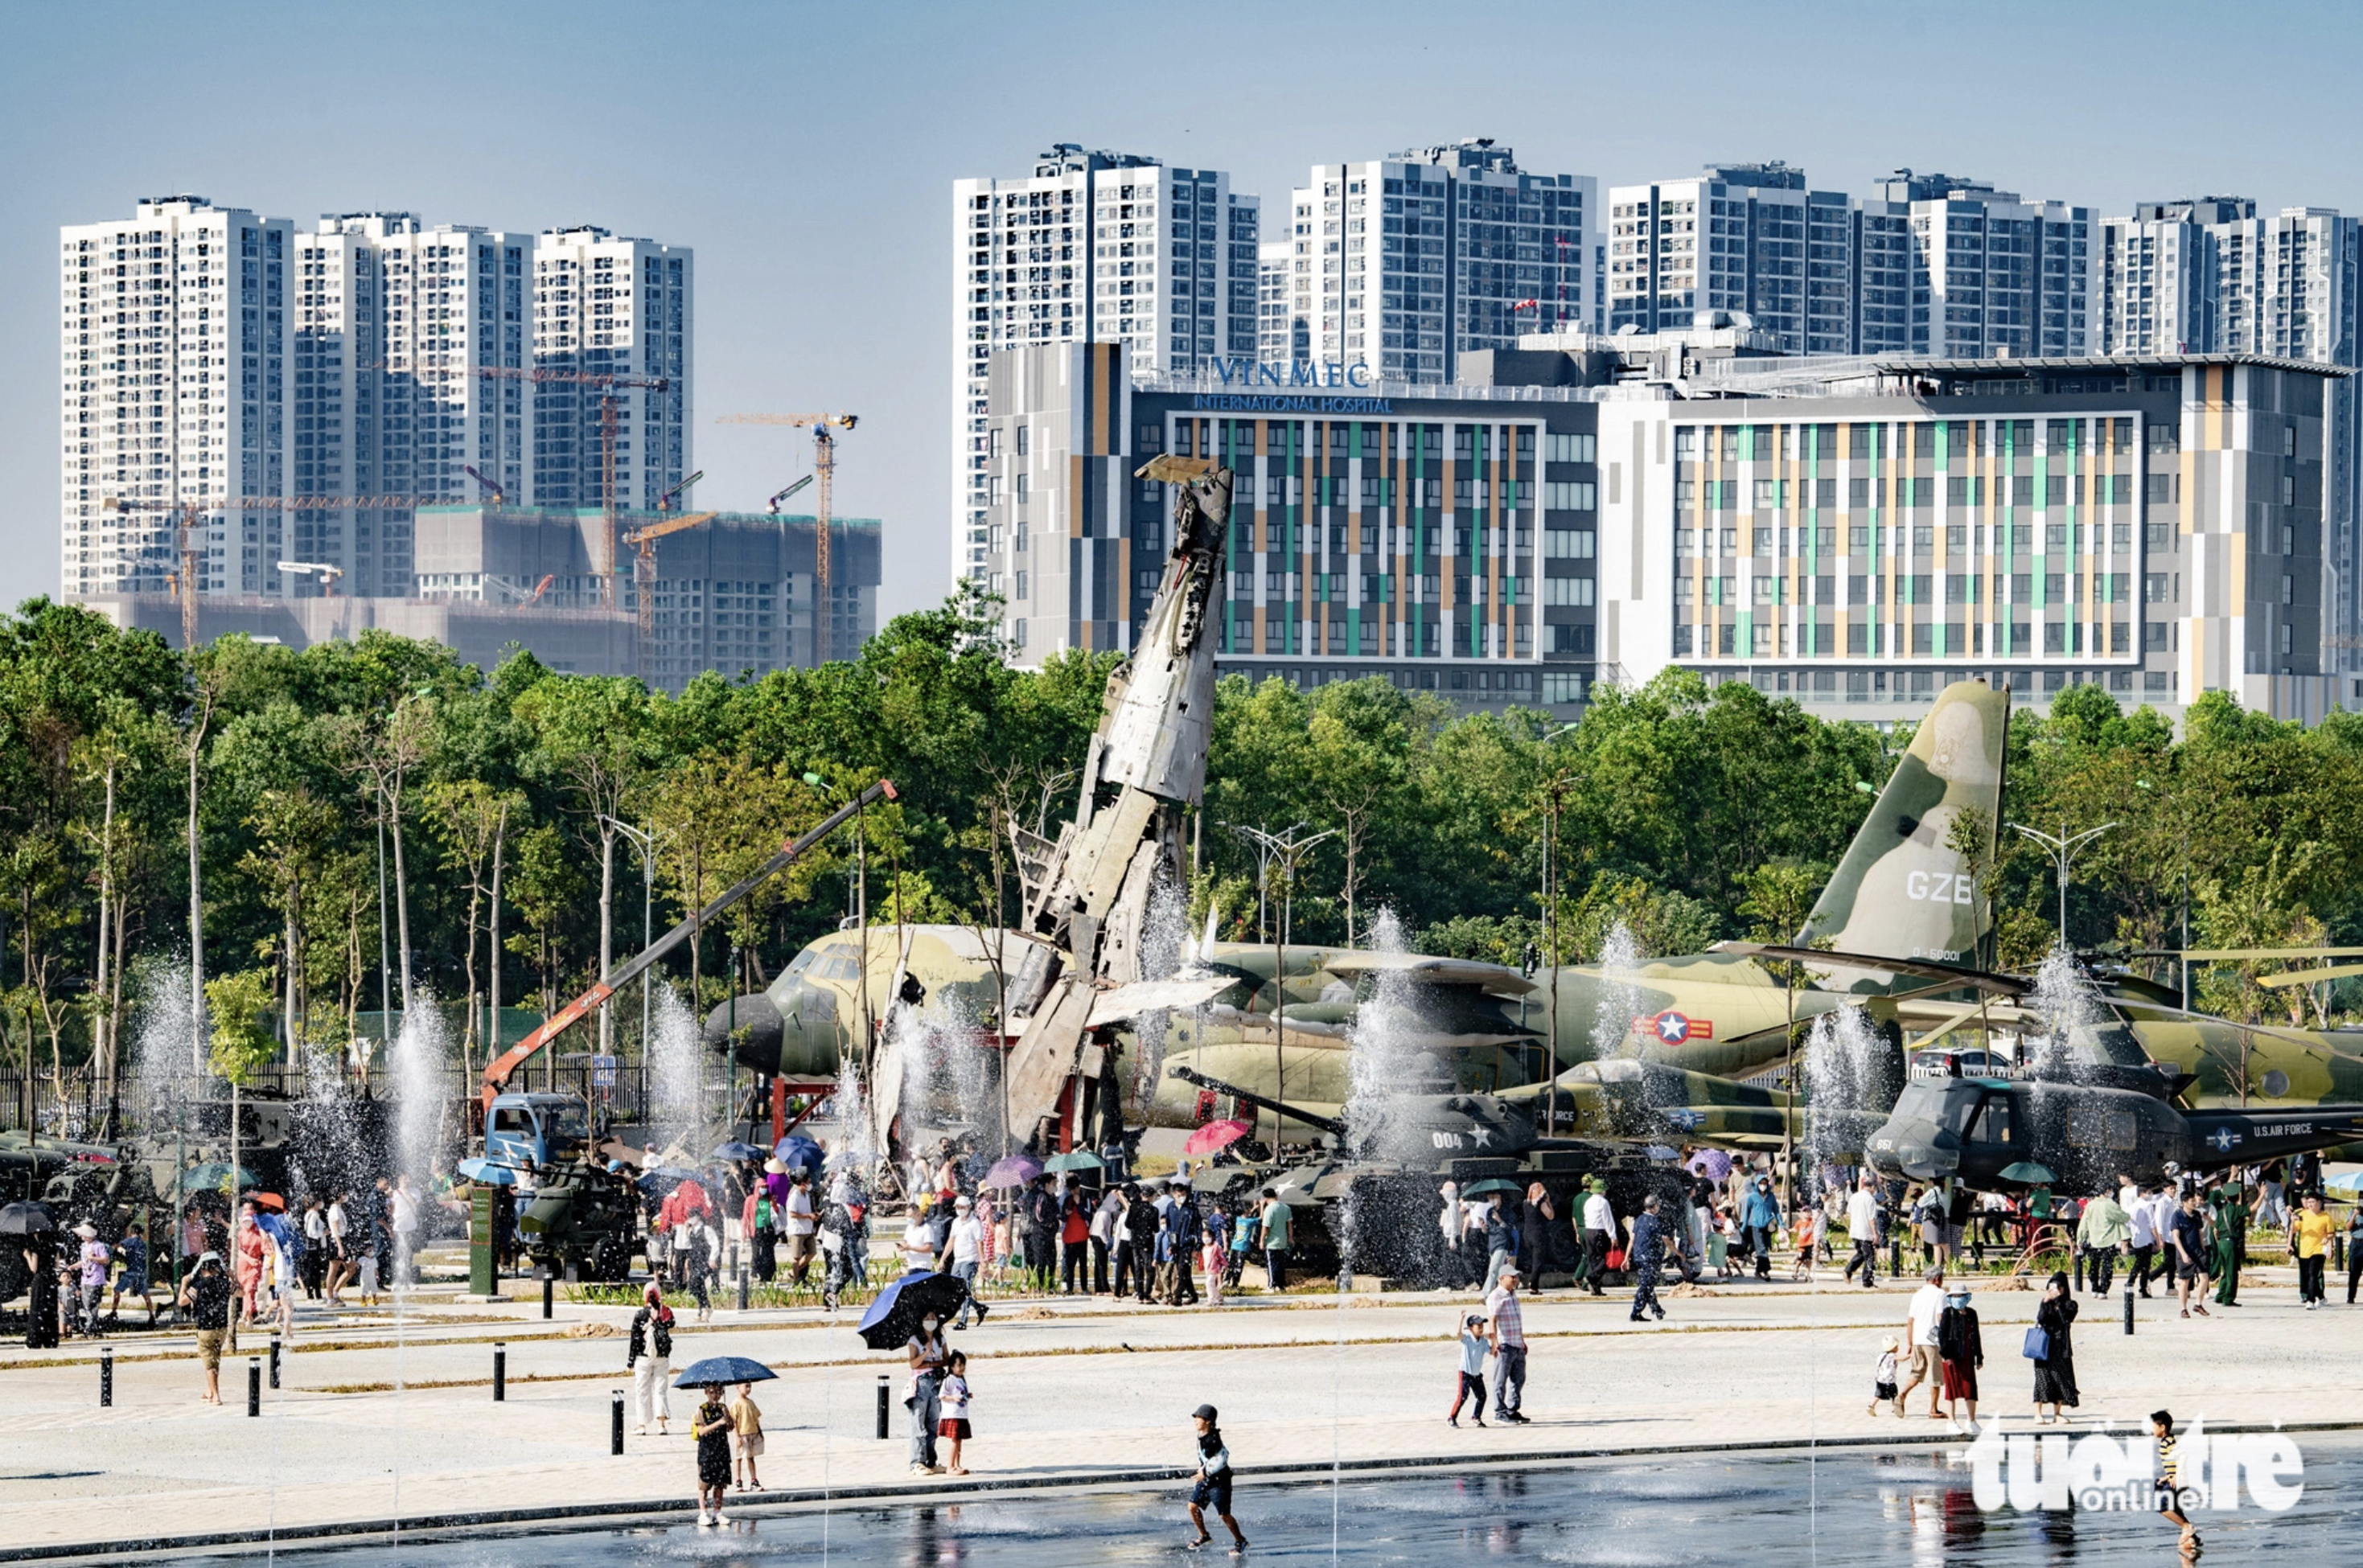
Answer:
164, 1437, 2357, 1565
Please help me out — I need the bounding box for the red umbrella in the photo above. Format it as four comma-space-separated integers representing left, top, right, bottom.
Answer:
1182, 1119, 1253, 1157
249, 1192, 287, 1212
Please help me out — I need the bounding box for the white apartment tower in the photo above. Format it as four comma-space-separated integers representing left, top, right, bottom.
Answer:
1257, 238, 1304, 363
60, 196, 292, 598
1868, 170, 2094, 359
290, 215, 531, 597
531, 226, 694, 515
1606, 163, 1855, 354
1288, 139, 1593, 383
950, 146, 1256, 583
2103, 198, 2363, 669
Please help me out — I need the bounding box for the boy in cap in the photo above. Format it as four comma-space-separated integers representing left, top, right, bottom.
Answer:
1448, 1311, 1490, 1426
1186, 1403, 1247, 1555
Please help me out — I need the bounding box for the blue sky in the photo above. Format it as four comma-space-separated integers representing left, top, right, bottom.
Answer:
9, 0, 2363, 622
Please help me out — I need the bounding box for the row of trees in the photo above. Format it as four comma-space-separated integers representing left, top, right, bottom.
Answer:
6, 584, 2363, 1110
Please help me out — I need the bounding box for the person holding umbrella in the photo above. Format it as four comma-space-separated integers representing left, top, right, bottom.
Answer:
904, 1309, 950, 1474
6, 1203, 61, 1349
690, 1381, 734, 1525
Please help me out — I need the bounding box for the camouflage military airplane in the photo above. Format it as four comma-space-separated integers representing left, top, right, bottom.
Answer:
1146, 678, 2016, 1127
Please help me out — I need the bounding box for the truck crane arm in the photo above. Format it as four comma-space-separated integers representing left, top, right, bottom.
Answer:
479, 776, 898, 1113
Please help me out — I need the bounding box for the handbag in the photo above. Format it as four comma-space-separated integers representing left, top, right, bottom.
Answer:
2021, 1324, 2049, 1361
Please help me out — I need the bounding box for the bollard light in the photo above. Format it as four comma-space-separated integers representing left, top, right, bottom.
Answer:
2123, 1282, 2135, 1336
494, 1342, 508, 1402
612, 1390, 626, 1455
247, 1358, 261, 1417
269, 1336, 282, 1389
543, 1275, 554, 1320
100, 1348, 113, 1408
738, 1268, 750, 1313
876, 1374, 890, 1439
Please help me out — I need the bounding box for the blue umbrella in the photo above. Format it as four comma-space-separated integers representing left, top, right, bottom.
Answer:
2324, 1168, 2363, 1195
773, 1135, 824, 1180
712, 1141, 770, 1164
856, 1269, 972, 1350
672, 1355, 779, 1389
457, 1157, 520, 1187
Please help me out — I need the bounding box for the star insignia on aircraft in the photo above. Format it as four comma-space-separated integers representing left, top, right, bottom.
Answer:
1664, 1108, 1705, 1131
2208, 1126, 2240, 1154
1654, 1012, 1693, 1046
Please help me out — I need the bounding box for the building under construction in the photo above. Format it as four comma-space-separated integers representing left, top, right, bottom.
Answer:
85, 505, 879, 692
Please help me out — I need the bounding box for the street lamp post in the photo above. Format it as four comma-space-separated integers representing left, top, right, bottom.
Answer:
1537, 720, 1580, 1136
600, 816, 670, 1072
2009, 819, 2119, 952
1227, 822, 1337, 1152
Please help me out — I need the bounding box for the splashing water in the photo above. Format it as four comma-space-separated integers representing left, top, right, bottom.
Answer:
388, 991, 450, 1193
646, 983, 705, 1162
122, 957, 200, 1139
1592, 921, 1648, 1057
1801, 1005, 1887, 1166
831, 1056, 876, 1173
1342, 909, 1420, 1156
1130, 871, 1193, 1105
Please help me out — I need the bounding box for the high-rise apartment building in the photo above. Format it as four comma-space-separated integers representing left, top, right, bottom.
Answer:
1287, 139, 1592, 384
1607, 166, 2090, 360
1606, 162, 1856, 354
1257, 239, 1304, 363
290, 215, 531, 597
60, 195, 292, 598
67, 198, 692, 607
2103, 199, 2363, 669
1868, 170, 2094, 359
951, 146, 1255, 583
530, 226, 693, 515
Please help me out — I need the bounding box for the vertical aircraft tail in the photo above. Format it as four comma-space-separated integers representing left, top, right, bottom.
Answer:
1798, 679, 2009, 967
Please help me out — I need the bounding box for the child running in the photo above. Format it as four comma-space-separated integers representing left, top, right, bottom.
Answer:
728, 1380, 766, 1492
1449, 1313, 1490, 1427
2153, 1408, 2201, 1555
1186, 1403, 1247, 1555
692, 1381, 733, 1525
938, 1350, 973, 1475
1868, 1336, 1900, 1417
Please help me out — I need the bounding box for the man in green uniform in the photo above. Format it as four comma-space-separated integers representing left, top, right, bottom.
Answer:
2212, 1183, 2248, 1307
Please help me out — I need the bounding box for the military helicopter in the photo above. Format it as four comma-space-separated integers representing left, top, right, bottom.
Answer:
1166, 1057, 1687, 1282
1864, 1042, 2363, 1196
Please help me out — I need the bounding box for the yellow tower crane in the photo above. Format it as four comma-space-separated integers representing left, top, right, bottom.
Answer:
619, 510, 718, 683
713, 413, 857, 646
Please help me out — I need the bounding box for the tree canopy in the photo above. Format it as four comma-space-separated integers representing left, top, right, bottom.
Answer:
6, 585, 2361, 1103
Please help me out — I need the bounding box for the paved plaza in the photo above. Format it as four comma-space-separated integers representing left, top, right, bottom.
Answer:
3, 1254, 2356, 1560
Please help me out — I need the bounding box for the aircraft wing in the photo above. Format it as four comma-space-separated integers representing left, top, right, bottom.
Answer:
1714, 942, 2032, 998
1322, 950, 1539, 995
1085, 973, 1238, 1027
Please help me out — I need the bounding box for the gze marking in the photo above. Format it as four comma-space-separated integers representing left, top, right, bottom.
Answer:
1905, 870, 1975, 905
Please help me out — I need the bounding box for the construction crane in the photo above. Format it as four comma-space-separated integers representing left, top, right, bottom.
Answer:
767, 474, 813, 514
101, 497, 204, 650
655, 470, 704, 513
276, 560, 345, 597
462, 465, 506, 506
474, 367, 673, 609
620, 510, 719, 680
525, 573, 556, 605
714, 413, 857, 602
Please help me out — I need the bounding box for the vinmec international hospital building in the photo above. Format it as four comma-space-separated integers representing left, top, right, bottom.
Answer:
979, 334, 2350, 721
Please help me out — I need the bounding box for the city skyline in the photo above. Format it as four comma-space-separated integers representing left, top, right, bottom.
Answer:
12, 0, 2363, 628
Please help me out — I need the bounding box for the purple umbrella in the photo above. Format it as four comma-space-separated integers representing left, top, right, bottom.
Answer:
1686, 1148, 1734, 1180
982, 1155, 1042, 1189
